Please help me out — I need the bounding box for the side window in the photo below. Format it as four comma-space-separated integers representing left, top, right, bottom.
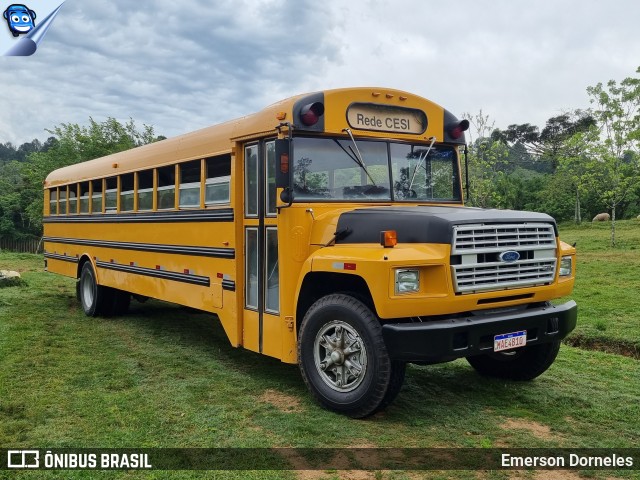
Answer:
265, 228, 279, 313
266, 141, 276, 216
105, 177, 117, 212
79, 182, 90, 214
205, 154, 231, 205
59, 187, 67, 215
244, 145, 258, 217
157, 166, 175, 210
137, 170, 153, 211
69, 185, 78, 214
179, 160, 201, 208
120, 173, 134, 212
49, 188, 57, 215
245, 228, 258, 310
91, 179, 103, 213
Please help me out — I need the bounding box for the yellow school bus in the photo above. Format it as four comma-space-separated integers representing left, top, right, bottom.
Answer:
43, 87, 577, 417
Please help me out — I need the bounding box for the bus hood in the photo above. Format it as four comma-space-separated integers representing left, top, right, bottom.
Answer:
333, 206, 557, 245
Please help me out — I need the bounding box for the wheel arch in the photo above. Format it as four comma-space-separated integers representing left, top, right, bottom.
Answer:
296, 271, 376, 333
77, 254, 97, 281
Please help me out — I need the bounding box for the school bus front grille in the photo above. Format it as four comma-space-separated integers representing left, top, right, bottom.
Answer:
451, 223, 557, 294
452, 223, 556, 253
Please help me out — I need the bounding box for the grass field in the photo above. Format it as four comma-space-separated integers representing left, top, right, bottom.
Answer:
557, 220, 640, 357
0, 222, 639, 479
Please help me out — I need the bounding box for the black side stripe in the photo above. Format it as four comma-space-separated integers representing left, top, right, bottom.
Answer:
43, 208, 234, 224
222, 279, 236, 291
44, 252, 79, 264
43, 237, 235, 259
96, 261, 210, 287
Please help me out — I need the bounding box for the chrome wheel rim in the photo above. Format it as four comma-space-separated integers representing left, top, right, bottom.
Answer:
81, 272, 94, 310
314, 320, 367, 392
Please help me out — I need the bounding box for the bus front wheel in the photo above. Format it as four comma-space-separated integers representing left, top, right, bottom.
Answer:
297, 294, 392, 418
466, 340, 561, 380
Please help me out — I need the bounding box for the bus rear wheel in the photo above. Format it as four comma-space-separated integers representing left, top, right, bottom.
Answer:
79, 262, 113, 317
298, 294, 392, 418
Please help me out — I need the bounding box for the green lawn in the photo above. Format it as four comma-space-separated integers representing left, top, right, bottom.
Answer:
557, 220, 640, 357
0, 241, 639, 479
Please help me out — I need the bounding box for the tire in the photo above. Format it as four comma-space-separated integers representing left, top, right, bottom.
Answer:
298, 294, 392, 418
466, 340, 561, 381
376, 360, 406, 412
78, 262, 113, 317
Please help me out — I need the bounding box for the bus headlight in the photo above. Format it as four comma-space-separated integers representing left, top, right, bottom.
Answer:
395, 269, 420, 294
559, 256, 572, 277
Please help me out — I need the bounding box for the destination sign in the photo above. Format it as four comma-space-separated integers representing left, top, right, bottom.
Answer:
346, 103, 427, 135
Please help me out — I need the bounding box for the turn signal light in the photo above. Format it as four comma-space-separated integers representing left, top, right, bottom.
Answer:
380, 230, 397, 248
280, 152, 289, 174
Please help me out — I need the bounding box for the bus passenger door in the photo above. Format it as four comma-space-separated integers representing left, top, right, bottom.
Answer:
242, 140, 281, 358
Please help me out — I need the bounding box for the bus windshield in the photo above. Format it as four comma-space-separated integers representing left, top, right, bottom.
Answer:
292, 136, 460, 202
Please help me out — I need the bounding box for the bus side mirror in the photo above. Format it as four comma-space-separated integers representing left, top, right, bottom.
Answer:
275, 139, 293, 204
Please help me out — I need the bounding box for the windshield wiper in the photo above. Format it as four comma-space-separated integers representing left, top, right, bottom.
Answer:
408, 136, 436, 192
341, 128, 377, 186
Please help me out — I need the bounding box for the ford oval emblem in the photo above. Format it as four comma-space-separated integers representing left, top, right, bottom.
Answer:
499, 250, 520, 263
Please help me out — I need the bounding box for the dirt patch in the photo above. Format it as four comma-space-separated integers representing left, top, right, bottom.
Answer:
278, 447, 385, 480
295, 471, 375, 480
331, 472, 376, 480
350, 441, 377, 449
564, 335, 639, 360
258, 389, 305, 413
533, 471, 583, 480
279, 449, 368, 480
500, 418, 556, 441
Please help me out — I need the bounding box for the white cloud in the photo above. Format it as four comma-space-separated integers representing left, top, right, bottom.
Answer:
0, 0, 638, 145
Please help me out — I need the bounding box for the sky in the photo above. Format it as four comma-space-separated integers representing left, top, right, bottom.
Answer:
1, 0, 639, 146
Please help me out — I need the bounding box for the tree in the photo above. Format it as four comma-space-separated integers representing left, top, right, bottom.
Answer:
585, 67, 640, 246
556, 127, 602, 224
0, 161, 26, 236
0, 118, 161, 239
491, 110, 596, 172
462, 110, 511, 208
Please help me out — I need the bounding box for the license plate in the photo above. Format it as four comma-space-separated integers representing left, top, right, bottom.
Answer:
494, 330, 527, 352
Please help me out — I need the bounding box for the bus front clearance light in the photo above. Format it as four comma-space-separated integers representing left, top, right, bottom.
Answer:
559, 256, 572, 277
380, 230, 397, 248
395, 269, 420, 294
299, 102, 325, 126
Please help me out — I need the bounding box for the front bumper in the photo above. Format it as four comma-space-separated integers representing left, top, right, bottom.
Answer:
381, 301, 577, 363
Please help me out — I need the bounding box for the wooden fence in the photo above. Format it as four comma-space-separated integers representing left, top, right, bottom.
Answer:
0, 237, 43, 254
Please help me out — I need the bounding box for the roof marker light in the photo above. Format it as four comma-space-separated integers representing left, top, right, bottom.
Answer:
448, 119, 470, 140
299, 102, 324, 126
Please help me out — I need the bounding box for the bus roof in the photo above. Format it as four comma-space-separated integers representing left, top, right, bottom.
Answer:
44, 88, 448, 187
